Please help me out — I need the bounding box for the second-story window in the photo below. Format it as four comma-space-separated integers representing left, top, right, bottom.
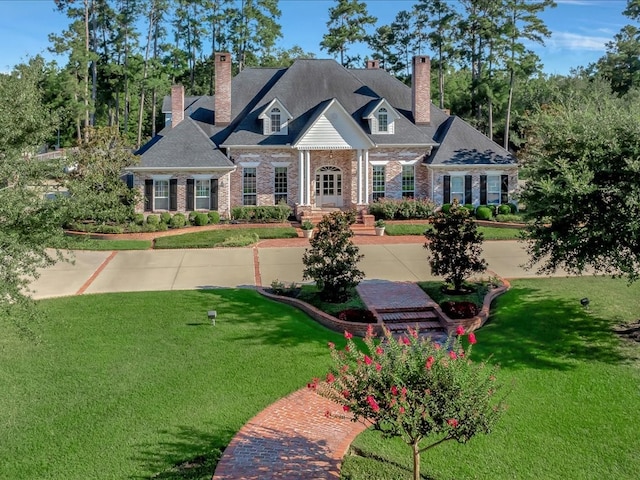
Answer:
377, 108, 388, 132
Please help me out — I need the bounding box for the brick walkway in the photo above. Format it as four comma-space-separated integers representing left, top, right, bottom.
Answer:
212, 388, 368, 479
357, 280, 437, 311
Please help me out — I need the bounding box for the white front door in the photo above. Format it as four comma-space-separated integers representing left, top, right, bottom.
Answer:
315, 166, 343, 207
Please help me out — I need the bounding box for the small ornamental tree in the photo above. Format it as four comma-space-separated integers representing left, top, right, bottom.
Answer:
310, 326, 506, 480
302, 210, 364, 302
424, 204, 487, 292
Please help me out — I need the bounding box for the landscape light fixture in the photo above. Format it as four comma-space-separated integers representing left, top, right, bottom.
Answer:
208, 310, 217, 326
580, 298, 590, 309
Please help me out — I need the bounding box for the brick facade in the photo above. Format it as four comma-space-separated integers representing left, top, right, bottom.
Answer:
214, 53, 232, 126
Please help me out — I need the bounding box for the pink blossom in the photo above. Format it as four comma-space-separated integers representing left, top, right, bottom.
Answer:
391, 385, 399, 396
434, 343, 441, 350
366, 324, 374, 337
401, 387, 407, 397
425, 356, 434, 370
343, 405, 350, 412
468, 332, 477, 345
342, 389, 350, 398
326, 372, 335, 383
375, 346, 384, 355
364, 355, 373, 365
459, 350, 465, 358
456, 325, 465, 336
341, 365, 349, 373
328, 342, 335, 349
367, 395, 380, 412
375, 363, 382, 371
345, 345, 350, 352
447, 418, 459, 428
307, 378, 319, 390
399, 406, 405, 414
324, 410, 331, 418
401, 336, 411, 346
344, 330, 353, 340
449, 350, 458, 360
408, 327, 418, 338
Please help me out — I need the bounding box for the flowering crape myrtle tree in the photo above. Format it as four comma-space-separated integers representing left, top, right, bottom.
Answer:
424, 204, 487, 292
310, 325, 506, 480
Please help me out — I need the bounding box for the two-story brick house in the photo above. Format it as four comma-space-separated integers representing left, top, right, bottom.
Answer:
130, 53, 517, 220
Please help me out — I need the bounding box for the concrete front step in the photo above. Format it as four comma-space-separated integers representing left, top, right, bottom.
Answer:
376, 306, 439, 315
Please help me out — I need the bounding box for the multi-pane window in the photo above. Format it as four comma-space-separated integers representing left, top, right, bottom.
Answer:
243, 167, 257, 205
402, 165, 415, 198
372, 165, 385, 201
154, 179, 169, 210
487, 175, 501, 205
270, 108, 281, 133
274, 167, 287, 204
195, 179, 210, 210
377, 108, 388, 132
451, 176, 464, 203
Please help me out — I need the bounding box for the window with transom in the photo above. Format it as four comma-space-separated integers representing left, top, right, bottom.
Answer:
372, 165, 385, 201
243, 167, 257, 205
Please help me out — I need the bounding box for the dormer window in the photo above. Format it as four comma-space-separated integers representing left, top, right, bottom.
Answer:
378, 108, 388, 132
259, 99, 290, 136
270, 108, 281, 133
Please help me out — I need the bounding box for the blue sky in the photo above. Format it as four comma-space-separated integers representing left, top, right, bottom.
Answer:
0, 0, 630, 75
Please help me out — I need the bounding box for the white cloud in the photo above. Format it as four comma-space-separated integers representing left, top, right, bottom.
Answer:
548, 31, 610, 51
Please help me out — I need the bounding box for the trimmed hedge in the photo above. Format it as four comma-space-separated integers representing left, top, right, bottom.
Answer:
231, 204, 292, 222
169, 213, 186, 228
475, 206, 493, 220
368, 198, 436, 220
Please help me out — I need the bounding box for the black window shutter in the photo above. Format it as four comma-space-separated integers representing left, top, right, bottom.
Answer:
480, 175, 487, 205
144, 179, 153, 211
169, 179, 178, 211
443, 175, 451, 204
186, 179, 194, 210
126, 173, 134, 188
501, 174, 509, 204
210, 179, 218, 210
464, 175, 472, 204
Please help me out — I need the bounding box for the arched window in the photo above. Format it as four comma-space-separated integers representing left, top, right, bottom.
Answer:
377, 107, 388, 132
270, 107, 281, 133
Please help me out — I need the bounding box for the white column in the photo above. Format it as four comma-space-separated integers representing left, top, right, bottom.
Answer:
364, 149, 370, 204
298, 150, 305, 205
357, 149, 363, 204
305, 150, 312, 206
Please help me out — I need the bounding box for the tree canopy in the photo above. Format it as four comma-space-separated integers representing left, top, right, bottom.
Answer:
519, 83, 640, 281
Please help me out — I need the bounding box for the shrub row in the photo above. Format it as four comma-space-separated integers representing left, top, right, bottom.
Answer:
440, 203, 518, 221
231, 204, 292, 222
68, 211, 222, 234
368, 198, 436, 220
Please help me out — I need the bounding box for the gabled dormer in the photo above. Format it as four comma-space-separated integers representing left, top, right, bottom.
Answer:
362, 98, 401, 135
258, 98, 292, 136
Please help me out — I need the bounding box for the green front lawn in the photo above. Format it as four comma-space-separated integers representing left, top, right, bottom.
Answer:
3, 278, 638, 480
56, 235, 152, 250
341, 276, 640, 479
154, 226, 298, 248
0, 289, 342, 480
385, 223, 522, 240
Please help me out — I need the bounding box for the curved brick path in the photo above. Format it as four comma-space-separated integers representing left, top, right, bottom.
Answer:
212, 388, 368, 479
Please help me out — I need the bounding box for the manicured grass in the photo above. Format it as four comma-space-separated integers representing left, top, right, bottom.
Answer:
57, 235, 152, 250
154, 227, 298, 248
341, 276, 640, 479
384, 223, 522, 240
0, 289, 343, 480
296, 285, 367, 316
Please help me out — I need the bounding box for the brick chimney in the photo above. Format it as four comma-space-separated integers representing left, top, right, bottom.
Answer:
366, 59, 380, 69
215, 52, 232, 126
171, 84, 184, 128
412, 55, 431, 125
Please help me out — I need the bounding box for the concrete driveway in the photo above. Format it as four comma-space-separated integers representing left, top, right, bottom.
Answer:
31, 240, 567, 300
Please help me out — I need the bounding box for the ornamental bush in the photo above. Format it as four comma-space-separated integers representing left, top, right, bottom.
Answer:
208, 211, 221, 224
133, 213, 145, 226
194, 212, 209, 226
475, 206, 493, 220
169, 213, 186, 228
311, 325, 506, 480
188, 211, 198, 225
369, 198, 436, 220
146, 214, 160, 226
441, 203, 452, 214
160, 211, 172, 224
497, 204, 511, 215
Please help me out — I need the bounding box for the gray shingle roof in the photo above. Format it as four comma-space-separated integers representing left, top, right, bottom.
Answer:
134, 118, 233, 170
427, 116, 516, 166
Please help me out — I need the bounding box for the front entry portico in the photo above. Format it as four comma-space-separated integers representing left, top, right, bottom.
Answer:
315, 166, 343, 207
